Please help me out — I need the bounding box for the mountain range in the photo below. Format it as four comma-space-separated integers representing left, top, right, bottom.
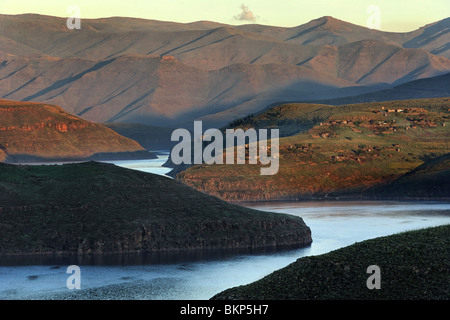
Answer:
303, 71, 450, 106
1, 14, 449, 128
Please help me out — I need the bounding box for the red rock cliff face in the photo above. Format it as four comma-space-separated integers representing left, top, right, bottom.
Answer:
0, 149, 6, 162
0, 120, 96, 132
0, 100, 150, 162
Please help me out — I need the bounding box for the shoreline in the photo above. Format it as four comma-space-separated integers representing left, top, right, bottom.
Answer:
3, 151, 170, 166
2, 151, 158, 165
230, 197, 450, 206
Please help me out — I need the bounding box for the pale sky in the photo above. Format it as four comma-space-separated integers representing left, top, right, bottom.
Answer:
0, 0, 448, 32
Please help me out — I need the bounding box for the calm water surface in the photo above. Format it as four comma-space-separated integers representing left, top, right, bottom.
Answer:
101, 151, 172, 177
1, 201, 448, 300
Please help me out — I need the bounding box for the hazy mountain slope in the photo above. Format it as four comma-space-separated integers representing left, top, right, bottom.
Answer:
0, 37, 42, 59
403, 18, 450, 58
239, 16, 450, 58
0, 54, 355, 126
336, 40, 450, 85
0, 14, 283, 65
197, 72, 450, 128
1, 50, 448, 127
1, 14, 450, 127
364, 153, 450, 198
0, 99, 154, 162
104, 123, 178, 150
271, 16, 406, 46
1, 14, 448, 67
161, 30, 322, 70
303, 72, 450, 106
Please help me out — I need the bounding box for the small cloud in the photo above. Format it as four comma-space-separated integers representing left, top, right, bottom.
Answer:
234, 3, 257, 22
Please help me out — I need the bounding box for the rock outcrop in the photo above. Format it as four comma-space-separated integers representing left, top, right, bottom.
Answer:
0, 100, 155, 162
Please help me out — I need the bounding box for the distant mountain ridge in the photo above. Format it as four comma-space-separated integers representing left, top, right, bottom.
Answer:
2, 15, 448, 59
0, 14, 449, 127
300, 72, 450, 106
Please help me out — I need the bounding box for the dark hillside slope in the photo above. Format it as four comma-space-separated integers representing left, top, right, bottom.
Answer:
0, 162, 311, 255
363, 153, 450, 199
212, 225, 450, 300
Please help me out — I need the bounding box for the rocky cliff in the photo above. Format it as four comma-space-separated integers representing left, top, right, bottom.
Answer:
0, 100, 155, 162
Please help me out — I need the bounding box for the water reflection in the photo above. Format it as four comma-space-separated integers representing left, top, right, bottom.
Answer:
0, 244, 308, 267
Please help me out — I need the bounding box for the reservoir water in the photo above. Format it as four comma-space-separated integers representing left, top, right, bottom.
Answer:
101, 151, 173, 177
1, 157, 449, 300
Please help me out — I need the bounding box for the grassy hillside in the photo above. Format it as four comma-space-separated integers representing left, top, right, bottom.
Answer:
212, 224, 450, 300
0, 161, 311, 255
176, 98, 450, 201
0, 100, 155, 162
